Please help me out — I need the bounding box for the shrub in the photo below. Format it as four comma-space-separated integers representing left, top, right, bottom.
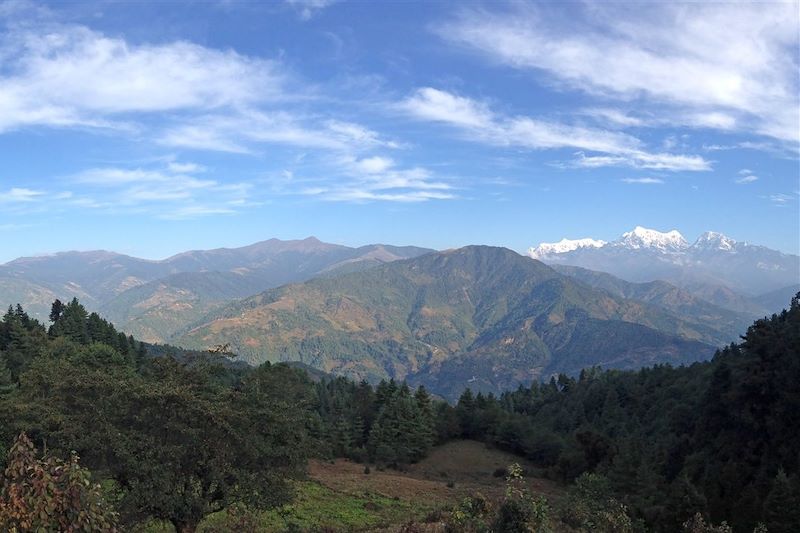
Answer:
0, 433, 119, 532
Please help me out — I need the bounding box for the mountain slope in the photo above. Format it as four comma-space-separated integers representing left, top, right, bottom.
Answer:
178, 246, 717, 399
550, 264, 756, 339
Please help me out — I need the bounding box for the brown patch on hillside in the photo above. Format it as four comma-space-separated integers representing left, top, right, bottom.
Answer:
308, 440, 563, 511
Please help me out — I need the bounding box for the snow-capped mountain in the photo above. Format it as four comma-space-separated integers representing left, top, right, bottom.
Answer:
528, 227, 800, 300
615, 226, 688, 252
528, 238, 606, 259
691, 231, 737, 252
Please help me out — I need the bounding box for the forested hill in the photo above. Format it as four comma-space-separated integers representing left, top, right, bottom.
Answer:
179, 245, 729, 399
449, 292, 800, 532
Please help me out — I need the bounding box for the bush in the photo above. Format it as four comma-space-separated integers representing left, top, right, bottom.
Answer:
560, 473, 632, 533
0, 433, 119, 532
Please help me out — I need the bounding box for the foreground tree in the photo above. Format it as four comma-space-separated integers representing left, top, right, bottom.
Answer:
0, 433, 118, 532
13, 353, 311, 532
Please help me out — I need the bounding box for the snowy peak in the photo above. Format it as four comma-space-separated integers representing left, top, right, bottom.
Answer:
528, 238, 606, 259
691, 231, 737, 252
617, 226, 688, 252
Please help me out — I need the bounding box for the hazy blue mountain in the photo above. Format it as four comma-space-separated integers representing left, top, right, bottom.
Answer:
550, 264, 757, 339
0, 238, 434, 339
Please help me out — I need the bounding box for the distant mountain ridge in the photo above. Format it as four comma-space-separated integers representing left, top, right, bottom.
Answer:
176, 246, 721, 399
0, 238, 434, 341
529, 226, 799, 298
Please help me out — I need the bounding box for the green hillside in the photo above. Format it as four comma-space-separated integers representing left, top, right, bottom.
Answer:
179, 246, 717, 398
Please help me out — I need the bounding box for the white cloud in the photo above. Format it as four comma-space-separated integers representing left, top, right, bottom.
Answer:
402, 87, 711, 171
438, 3, 800, 144
0, 14, 397, 162
355, 156, 395, 174
0, 187, 44, 202
402, 87, 494, 128
621, 177, 664, 185
0, 22, 286, 133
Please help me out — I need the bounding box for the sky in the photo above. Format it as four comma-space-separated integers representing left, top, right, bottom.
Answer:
0, 0, 798, 263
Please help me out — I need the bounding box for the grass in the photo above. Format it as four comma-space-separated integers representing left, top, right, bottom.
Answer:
214, 481, 420, 531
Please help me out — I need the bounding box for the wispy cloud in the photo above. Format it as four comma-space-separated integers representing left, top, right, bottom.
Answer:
735, 169, 759, 184
285, 0, 338, 21
767, 193, 794, 206
158, 112, 396, 154
158, 205, 237, 220
167, 161, 207, 174
0, 11, 396, 162
401, 87, 711, 171
437, 3, 800, 145
279, 155, 455, 203
0, 187, 44, 202
61, 163, 256, 218
621, 177, 664, 185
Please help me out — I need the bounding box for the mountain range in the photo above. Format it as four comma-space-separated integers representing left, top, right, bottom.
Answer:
175, 246, 739, 399
1, 229, 796, 399
529, 226, 799, 308
0, 238, 432, 342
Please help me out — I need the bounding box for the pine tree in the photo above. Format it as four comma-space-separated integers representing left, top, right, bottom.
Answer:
0, 353, 14, 393
762, 470, 800, 533
49, 299, 64, 323
49, 298, 89, 343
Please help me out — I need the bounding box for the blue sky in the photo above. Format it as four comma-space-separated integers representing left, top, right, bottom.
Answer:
0, 0, 798, 263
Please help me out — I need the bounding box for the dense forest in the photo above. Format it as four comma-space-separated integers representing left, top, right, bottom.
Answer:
0, 295, 798, 531
443, 293, 800, 532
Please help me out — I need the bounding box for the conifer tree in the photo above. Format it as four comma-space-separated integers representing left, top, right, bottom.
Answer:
762, 470, 800, 533
0, 354, 13, 394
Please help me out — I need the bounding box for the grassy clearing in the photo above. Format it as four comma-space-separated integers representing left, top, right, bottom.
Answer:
135, 440, 563, 532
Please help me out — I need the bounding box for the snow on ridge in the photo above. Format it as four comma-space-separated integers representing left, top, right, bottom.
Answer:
528, 227, 749, 259
528, 238, 607, 259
